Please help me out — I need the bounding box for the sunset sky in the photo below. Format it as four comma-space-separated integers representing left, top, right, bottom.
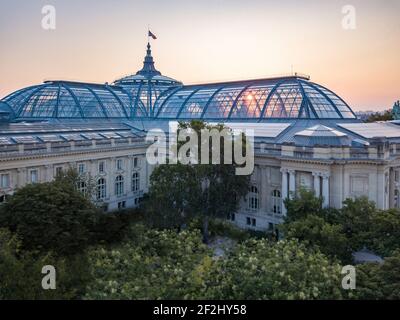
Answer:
0, 0, 399, 111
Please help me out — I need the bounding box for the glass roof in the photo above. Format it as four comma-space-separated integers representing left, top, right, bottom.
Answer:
1, 77, 356, 121
154, 77, 356, 120
0, 43, 356, 121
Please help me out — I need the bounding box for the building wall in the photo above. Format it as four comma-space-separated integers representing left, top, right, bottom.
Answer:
233, 156, 397, 231
0, 145, 149, 211
1, 143, 399, 231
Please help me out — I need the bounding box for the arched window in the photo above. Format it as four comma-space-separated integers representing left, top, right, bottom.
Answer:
97, 178, 106, 200
248, 186, 259, 211
272, 189, 281, 214
77, 181, 87, 195
132, 172, 140, 192
115, 175, 124, 197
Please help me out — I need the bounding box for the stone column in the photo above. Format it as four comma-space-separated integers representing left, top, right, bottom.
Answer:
389, 168, 396, 208
288, 169, 296, 198
16, 168, 26, 188
280, 169, 288, 216
108, 158, 116, 200
313, 172, 321, 197
260, 166, 268, 214
44, 165, 52, 182
322, 173, 330, 208
128, 155, 134, 194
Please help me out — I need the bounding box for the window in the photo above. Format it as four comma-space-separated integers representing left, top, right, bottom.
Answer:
248, 186, 259, 211
98, 161, 105, 173
0, 194, 10, 203
55, 167, 63, 176
269, 223, 274, 231
97, 178, 106, 200
133, 157, 139, 168
118, 201, 126, 210
227, 213, 235, 221
1, 174, 10, 188
77, 181, 87, 195
132, 172, 140, 192
116, 159, 123, 171
246, 217, 256, 227
272, 190, 281, 214
30, 170, 38, 184
115, 175, 124, 197
78, 163, 86, 174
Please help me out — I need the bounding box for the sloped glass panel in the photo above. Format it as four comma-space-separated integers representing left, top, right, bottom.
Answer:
203, 86, 244, 119
20, 86, 58, 118
313, 84, 355, 119
157, 89, 195, 118
230, 86, 272, 119
179, 88, 220, 119
3, 86, 44, 116
91, 88, 127, 118
69, 87, 105, 118
57, 87, 81, 118
302, 83, 340, 118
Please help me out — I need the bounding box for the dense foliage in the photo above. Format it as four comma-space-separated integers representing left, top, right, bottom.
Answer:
204, 239, 346, 300
0, 172, 140, 299
281, 189, 400, 262
84, 226, 347, 300
0, 179, 99, 256
281, 189, 400, 300
0, 229, 91, 300
145, 120, 250, 242
365, 110, 393, 123
355, 250, 400, 299
85, 226, 211, 299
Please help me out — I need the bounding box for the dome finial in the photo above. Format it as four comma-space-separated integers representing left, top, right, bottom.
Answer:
136, 42, 161, 77
147, 42, 151, 55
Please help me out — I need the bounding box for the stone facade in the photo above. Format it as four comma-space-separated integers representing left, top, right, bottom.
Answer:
0, 137, 151, 211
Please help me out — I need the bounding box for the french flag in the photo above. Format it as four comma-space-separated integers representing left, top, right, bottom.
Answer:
148, 30, 157, 40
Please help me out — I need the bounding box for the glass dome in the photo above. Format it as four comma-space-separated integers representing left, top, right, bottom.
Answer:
0, 43, 356, 121
1, 81, 138, 119
154, 76, 356, 120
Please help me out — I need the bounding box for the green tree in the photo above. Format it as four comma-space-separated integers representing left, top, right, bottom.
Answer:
146, 120, 250, 243
84, 227, 347, 300
0, 174, 100, 256
283, 188, 324, 222
144, 164, 201, 229
368, 209, 400, 257
282, 190, 359, 263
365, 110, 393, 123
339, 197, 382, 253
84, 226, 211, 299
356, 250, 400, 300
0, 229, 91, 299
280, 214, 352, 263
204, 239, 346, 300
